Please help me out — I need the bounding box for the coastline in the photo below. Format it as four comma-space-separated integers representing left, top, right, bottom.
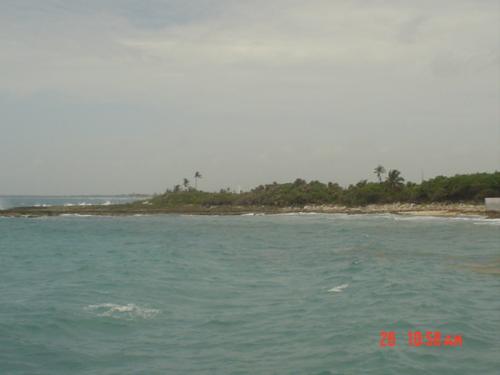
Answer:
0, 202, 497, 218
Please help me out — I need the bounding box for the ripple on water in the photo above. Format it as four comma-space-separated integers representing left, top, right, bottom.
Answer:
84, 303, 160, 320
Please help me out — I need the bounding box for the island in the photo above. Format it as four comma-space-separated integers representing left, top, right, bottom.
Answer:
1, 170, 499, 218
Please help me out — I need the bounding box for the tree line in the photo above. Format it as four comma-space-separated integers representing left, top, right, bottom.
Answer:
156, 168, 500, 207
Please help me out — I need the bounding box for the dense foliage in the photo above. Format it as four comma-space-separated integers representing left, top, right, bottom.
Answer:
152, 171, 500, 208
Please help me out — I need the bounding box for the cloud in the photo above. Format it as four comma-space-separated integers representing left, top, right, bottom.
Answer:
0, 0, 498, 193
1, 0, 498, 96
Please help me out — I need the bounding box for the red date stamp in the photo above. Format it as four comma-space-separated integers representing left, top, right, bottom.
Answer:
380, 330, 462, 347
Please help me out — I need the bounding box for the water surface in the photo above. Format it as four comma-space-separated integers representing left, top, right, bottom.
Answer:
1, 213, 499, 374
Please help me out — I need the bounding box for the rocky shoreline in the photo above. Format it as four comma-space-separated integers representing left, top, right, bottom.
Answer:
0, 202, 497, 218
299, 202, 489, 216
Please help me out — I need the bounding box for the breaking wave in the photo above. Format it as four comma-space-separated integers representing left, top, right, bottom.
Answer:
328, 284, 349, 293
84, 303, 160, 319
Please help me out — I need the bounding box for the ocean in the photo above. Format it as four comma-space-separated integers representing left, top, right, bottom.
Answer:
1, 204, 499, 374
0, 196, 143, 210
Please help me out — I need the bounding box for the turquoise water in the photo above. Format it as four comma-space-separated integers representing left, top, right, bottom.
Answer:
1, 213, 499, 374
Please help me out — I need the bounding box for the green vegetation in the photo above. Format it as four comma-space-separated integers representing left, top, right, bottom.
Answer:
1, 169, 498, 218
194, 171, 202, 190
373, 165, 386, 183
152, 170, 500, 208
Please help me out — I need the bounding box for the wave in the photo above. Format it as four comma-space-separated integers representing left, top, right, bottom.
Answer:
393, 215, 500, 225
84, 303, 160, 319
60, 214, 94, 217
328, 283, 349, 293
473, 219, 500, 226
63, 202, 93, 207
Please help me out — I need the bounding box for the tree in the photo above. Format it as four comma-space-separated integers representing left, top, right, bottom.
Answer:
374, 165, 386, 183
173, 184, 181, 192
386, 169, 404, 189
356, 179, 368, 188
293, 178, 307, 186
194, 171, 202, 190
182, 178, 190, 190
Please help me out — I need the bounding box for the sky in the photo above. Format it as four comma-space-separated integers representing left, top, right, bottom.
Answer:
0, 0, 499, 195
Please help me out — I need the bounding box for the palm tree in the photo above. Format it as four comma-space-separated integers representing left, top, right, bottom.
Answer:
374, 165, 386, 183
182, 178, 190, 190
386, 169, 404, 189
194, 171, 202, 190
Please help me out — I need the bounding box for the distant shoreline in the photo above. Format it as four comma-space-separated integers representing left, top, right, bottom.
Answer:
2, 171, 498, 218
1, 202, 498, 219
0, 194, 151, 198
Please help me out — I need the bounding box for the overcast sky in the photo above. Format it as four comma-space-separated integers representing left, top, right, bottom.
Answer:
1, 0, 499, 194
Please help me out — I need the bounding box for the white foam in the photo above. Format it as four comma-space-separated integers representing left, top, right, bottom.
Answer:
266, 212, 300, 216
474, 220, 500, 226
392, 214, 496, 224
328, 283, 349, 293
60, 214, 94, 217
84, 303, 160, 319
